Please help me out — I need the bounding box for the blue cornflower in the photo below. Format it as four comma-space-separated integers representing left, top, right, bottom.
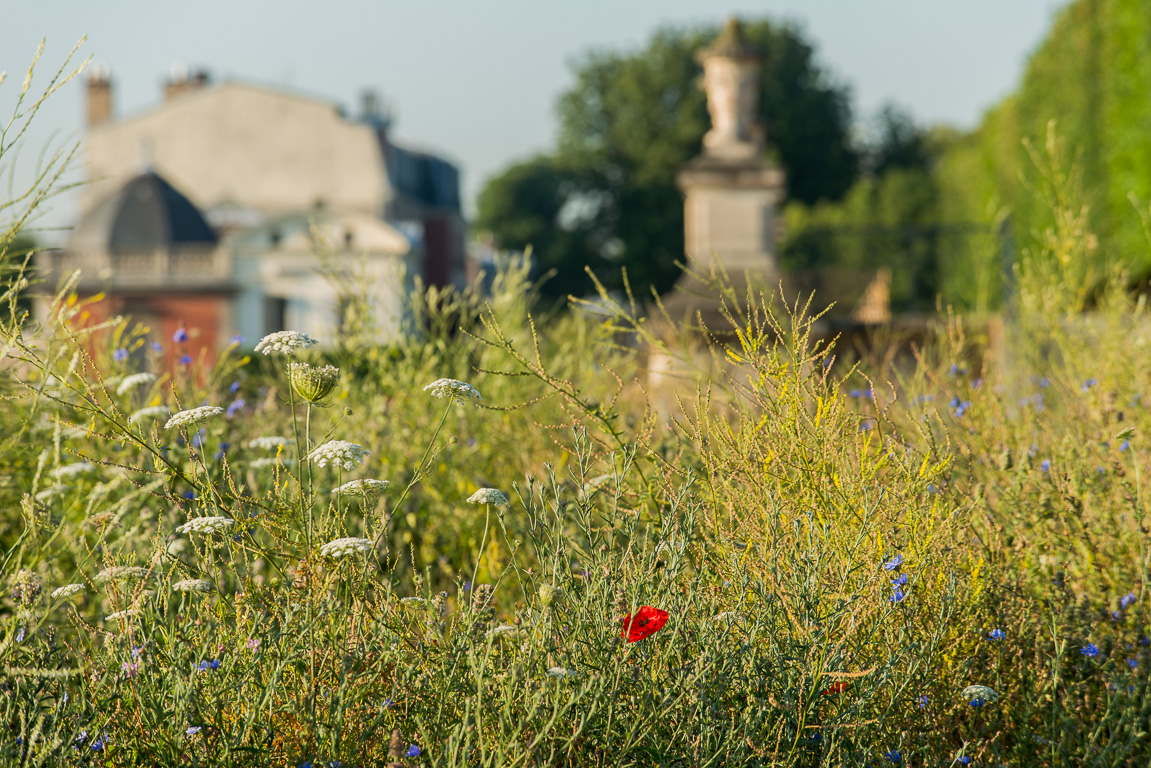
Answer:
197, 659, 220, 671
849, 389, 863, 398
1128, 657, 1138, 669
1120, 592, 1137, 610
892, 573, 908, 587
406, 745, 421, 757
1120, 440, 1130, 452
969, 698, 985, 708
230, 334, 244, 345
113, 348, 128, 362
229, 380, 241, 394
889, 589, 907, 603
226, 398, 245, 418
174, 328, 189, 343
16, 626, 25, 643
1041, 459, 1051, 473
927, 484, 938, 495
950, 396, 961, 409
186, 726, 201, 735
884, 750, 901, 763
180, 354, 192, 366
957, 757, 971, 766
191, 429, 206, 448
151, 341, 163, 352
74, 731, 87, 749
298, 763, 313, 768
953, 400, 971, 417
988, 628, 1005, 641
1081, 643, 1101, 657
948, 363, 964, 377
883, 553, 903, 571
1039, 376, 1050, 388
916, 694, 928, 708
91, 733, 106, 751
1082, 378, 1098, 392
182, 490, 196, 500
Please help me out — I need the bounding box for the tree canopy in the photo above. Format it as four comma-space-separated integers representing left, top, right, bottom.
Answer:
475, 19, 859, 303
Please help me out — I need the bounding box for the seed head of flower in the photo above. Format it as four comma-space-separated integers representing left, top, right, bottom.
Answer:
94, 566, 149, 584
333, 479, 389, 501
171, 578, 213, 593
467, 488, 509, 506
51, 583, 86, 599
254, 330, 318, 355
165, 406, 224, 431
288, 362, 340, 404
960, 684, 999, 703
249, 435, 290, 450
537, 584, 559, 608
487, 624, 520, 640
423, 377, 482, 405
318, 537, 374, 559
307, 440, 369, 470
175, 517, 236, 536
546, 667, 577, 679
128, 405, 171, 424
116, 372, 157, 396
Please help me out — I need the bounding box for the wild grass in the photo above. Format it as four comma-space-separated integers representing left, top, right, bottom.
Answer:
2, 45, 1150, 768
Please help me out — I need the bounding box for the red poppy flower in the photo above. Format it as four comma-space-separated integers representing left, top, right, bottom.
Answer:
821, 681, 850, 695
620, 606, 669, 643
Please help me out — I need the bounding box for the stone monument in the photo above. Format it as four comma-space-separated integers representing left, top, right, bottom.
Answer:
672, 18, 786, 319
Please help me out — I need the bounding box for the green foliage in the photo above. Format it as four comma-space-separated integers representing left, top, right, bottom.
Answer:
476, 19, 858, 303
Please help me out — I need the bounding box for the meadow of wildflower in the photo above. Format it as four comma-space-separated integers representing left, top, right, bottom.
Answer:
2, 48, 1151, 768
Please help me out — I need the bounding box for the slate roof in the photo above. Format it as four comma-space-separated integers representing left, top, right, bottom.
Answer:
72, 171, 216, 254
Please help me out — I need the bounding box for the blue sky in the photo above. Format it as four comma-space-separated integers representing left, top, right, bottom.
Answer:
2, 0, 1066, 239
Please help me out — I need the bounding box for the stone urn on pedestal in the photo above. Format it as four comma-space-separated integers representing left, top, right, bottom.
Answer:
669, 18, 786, 327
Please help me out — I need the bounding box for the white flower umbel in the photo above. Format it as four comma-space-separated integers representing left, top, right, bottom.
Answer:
960, 685, 1000, 703
116, 372, 157, 396
399, 597, 428, 607
467, 488, 510, 507
104, 608, 142, 622
248, 435, 289, 450
254, 330, 319, 355
318, 537, 374, 559
423, 378, 483, 405
250, 456, 296, 470
49, 462, 96, 480
176, 516, 235, 536
172, 578, 213, 593
51, 583, 85, 599
307, 440, 369, 470
546, 667, 577, 679
94, 566, 149, 584
333, 479, 390, 499
710, 611, 744, 623
165, 406, 224, 431
34, 486, 70, 502
486, 624, 520, 640
128, 405, 171, 424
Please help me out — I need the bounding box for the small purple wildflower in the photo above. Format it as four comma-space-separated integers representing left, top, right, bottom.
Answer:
1041, 459, 1051, 473
957, 757, 971, 766
230, 334, 244, 345
1081, 643, 1101, 658
229, 380, 241, 394
1082, 378, 1098, 392
916, 695, 928, 708
197, 659, 220, 672
889, 589, 907, 603
884, 751, 901, 763
883, 553, 903, 571
180, 354, 192, 366
406, 745, 421, 758
226, 398, 245, 418
988, 628, 1005, 641
122, 660, 140, 678
892, 573, 908, 587
1120, 440, 1130, 452
151, 341, 163, 352
186, 726, 201, 735
113, 348, 128, 362
174, 328, 189, 343
1128, 657, 1138, 669
246, 638, 260, 651
1120, 592, 1136, 610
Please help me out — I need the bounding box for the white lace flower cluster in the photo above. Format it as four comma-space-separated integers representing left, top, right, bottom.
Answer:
486, 624, 520, 640
546, 667, 577, 679
94, 566, 149, 584
175, 516, 236, 535
250, 456, 296, 470
467, 488, 510, 506
49, 462, 96, 479
961, 685, 1000, 703
318, 537, 374, 559
116, 372, 157, 395
128, 405, 171, 424
248, 435, 289, 450
423, 378, 483, 405
333, 479, 390, 499
165, 406, 224, 430
254, 331, 319, 356
172, 578, 213, 592
307, 440, 369, 470
104, 608, 142, 622
51, 583, 85, 599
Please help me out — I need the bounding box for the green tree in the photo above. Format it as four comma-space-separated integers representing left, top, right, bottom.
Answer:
476, 19, 859, 303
